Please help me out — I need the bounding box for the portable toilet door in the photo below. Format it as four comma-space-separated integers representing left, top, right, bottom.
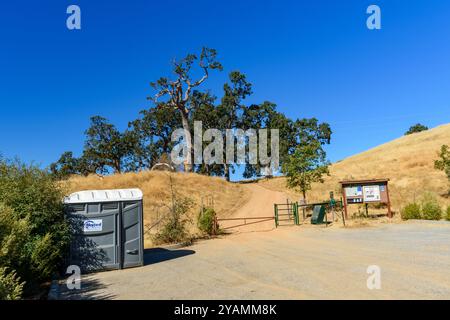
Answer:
64, 188, 144, 272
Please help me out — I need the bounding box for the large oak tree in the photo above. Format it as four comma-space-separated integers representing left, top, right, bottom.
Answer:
148, 47, 222, 172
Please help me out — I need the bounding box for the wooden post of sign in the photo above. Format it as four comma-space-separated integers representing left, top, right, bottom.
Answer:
341, 198, 346, 227
386, 182, 392, 218
342, 186, 349, 219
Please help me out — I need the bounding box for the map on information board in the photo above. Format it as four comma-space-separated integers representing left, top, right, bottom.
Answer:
363, 185, 381, 202
345, 186, 363, 197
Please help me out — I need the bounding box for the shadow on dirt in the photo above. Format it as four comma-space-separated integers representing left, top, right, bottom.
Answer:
58, 277, 116, 300
56, 247, 195, 300
144, 247, 195, 266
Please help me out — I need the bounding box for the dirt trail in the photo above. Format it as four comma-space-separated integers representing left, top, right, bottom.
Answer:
219, 183, 293, 232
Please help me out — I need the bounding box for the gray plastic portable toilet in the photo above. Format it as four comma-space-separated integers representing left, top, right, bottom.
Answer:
64, 188, 144, 272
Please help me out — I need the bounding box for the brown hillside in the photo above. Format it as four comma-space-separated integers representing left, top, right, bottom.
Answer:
258, 123, 450, 215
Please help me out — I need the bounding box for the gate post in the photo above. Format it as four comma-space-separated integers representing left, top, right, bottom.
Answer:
294, 202, 299, 225
274, 204, 279, 228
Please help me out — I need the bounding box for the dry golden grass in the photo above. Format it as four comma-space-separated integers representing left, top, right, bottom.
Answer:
66, 171, 250, 247
258, 123, 450, 218
64, 123, 450, 242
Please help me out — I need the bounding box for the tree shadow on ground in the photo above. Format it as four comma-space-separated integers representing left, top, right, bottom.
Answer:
56, 248, 195, 299
57, 277, 116, 300
144, 247, 195, 266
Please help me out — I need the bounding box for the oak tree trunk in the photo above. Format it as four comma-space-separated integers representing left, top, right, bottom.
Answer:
181, 112, 193, 172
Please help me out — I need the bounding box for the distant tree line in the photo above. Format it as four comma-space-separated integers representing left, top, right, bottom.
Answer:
51, 48, 332, 181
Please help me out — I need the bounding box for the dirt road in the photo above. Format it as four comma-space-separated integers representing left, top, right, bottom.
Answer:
218, 184, 292, 232
57, 221, 450, 300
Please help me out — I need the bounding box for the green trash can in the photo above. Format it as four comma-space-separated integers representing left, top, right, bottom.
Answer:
311, 205, 326, 224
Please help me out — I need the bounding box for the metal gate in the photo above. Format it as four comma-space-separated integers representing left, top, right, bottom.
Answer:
215, 216, 275, 232
213, 200, 300, 232
274, 201, 299, 227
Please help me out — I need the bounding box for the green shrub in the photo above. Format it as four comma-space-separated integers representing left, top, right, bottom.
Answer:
198, 208, 217, 235
153, 196, 194, 245
405, 123, 428, 135
0, 203, 30, 268
434, 145, 450, 188
445, 207, 450, 221
401, 203, 421, 220
0, 267, 24, 300
153, 215, 189, 245
0, 158, 70, 296
420, 194, 442, 220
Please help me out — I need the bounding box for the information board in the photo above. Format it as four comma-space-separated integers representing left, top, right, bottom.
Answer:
340, 179, 392, 218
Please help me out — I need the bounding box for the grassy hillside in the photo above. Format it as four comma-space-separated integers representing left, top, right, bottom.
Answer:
259, 123, 450, 215
65, 123, 450, 239
66, 171, 250, 246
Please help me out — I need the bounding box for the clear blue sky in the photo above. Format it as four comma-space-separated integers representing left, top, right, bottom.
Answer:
1, 1, 449, 180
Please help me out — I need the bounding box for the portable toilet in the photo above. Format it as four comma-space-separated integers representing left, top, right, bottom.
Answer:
64, 188, 144, 272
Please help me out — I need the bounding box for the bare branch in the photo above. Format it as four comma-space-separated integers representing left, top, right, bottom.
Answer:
150, 48, 222, 114
152, 88, 170, 102
183, 66, 209, 103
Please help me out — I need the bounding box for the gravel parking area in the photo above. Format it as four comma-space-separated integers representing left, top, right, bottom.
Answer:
57, 221, 450, 300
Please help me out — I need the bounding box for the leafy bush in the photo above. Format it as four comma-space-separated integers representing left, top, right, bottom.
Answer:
401, 203, 421, 220
445, 206, 450, 221
420, 194, 442, 220
0, 203, 30, 272
198, 208, 217, 235
153, 196, 194, 245
405, 123, 428, 135
0, 158, 70, 296
0, 267, 24, 300
435, 145, 450, 193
